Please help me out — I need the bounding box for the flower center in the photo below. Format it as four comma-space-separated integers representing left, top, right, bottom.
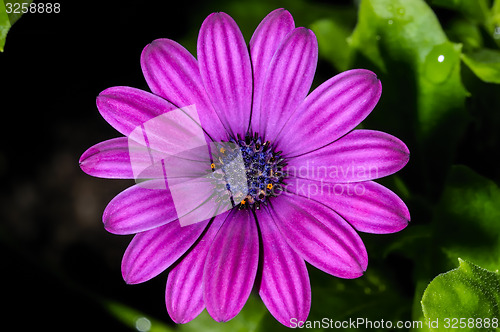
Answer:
210, 133, 286, 210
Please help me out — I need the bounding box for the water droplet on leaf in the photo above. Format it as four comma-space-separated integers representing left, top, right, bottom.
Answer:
423, 43, 458, 84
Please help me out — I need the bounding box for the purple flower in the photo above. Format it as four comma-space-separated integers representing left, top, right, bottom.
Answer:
79, 9, 410, 327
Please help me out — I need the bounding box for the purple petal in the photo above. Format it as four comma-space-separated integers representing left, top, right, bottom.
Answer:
285, 178, 410, 234
141, 39, 227, 141
79, 137, 134, 179
276, 69, 382, 156
97, 86, 178, 137
256, 27, 318, 142
166, 211, 229, 324
121, 219, 208, 284
268, 192, 367, 279
204, 210, 259, 322
103, 180, 177, 235
249, 9, 295, 134
197, 12, 253, 137
286, 129, 409, 183
258, 209, 311, 327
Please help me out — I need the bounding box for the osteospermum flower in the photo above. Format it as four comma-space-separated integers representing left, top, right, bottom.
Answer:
79, 9, 410, 327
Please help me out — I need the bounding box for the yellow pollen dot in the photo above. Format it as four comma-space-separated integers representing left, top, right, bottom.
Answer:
210, 163, 215, 169
220, 147, 226, 153
267, 183, 273, 190
240, 200, 246, 205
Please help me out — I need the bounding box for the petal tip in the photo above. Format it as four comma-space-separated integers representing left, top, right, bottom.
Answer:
294, 26, 317, 39
121, 270, 139, 285
204, 11, 231, 24
167, 304, 200, 325
209, 311, 237, 323
121, 261, 147, 285
170, 316, 194, 325
79, 144, 100, 165
79, 147, 100, 175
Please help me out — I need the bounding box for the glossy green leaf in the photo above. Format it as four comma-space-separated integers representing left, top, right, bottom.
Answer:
349, 0, 468, 192
434, 165, 500, 272
421, 259, 500, 331
462, 49, 500, 84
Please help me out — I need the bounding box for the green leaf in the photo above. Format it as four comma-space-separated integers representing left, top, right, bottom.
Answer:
434, 165, 500, 272
462, 49, 500, 84
0, 0, 10, 52
421, 259, 500, 331
349, 0, 468, 192
0, 0, 32, 52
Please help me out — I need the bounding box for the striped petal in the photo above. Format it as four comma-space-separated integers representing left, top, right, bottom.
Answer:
141, 39, 226, 141
103, 180, 177, 235
268, 192, 367, 279
197, 12, 253, 137
286, 129, 410, 183
79, 137, 134, 179
204, 210, 259, 322
276, 69, 382, 156
121, 219, 208, 284
258, 209, 311, 327
97, 86, 178, 137
165, 211, 229, 324
257, 27, 318, 141
285, 178, 410, 234
249, 9, 295, 133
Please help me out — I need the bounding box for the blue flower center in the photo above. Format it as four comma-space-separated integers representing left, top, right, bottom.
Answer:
211, 133, 286, 210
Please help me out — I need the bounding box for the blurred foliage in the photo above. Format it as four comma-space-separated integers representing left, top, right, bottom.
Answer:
432, 165, 500, 272
104, 300, 175, 332
462, 49, 500, 83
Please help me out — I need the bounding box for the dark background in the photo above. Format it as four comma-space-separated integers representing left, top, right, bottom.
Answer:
0, 0, 216, 330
